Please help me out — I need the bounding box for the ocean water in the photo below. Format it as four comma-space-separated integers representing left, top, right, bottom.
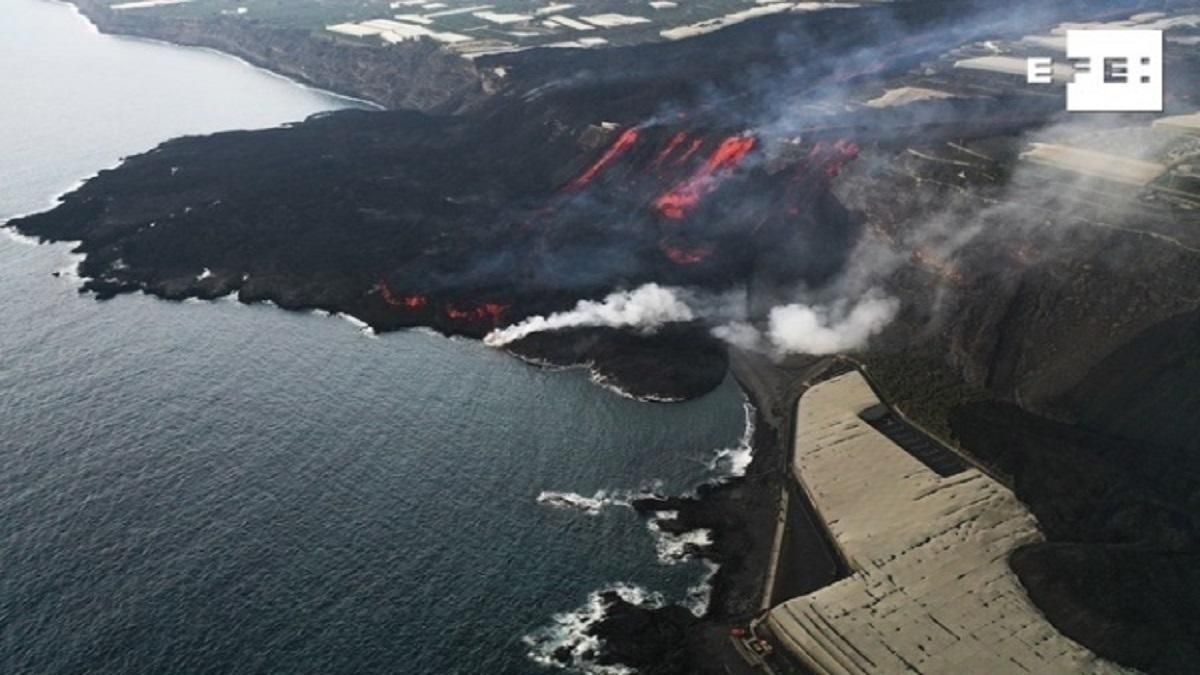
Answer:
0, 2, 750, 674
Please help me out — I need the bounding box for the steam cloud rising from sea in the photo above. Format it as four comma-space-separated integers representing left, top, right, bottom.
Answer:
485, 283, 694, 346
486, 282, 899, 356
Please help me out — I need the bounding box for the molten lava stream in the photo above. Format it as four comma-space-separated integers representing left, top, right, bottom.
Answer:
565, 128, 640, 191
379, 281, 429, 310
674, 138, 705, 166
651, 132, 689, 169
445, 302, 511, 325
660, 240, 714, 265
793, 139, 861, 189
654, 135, 757, 220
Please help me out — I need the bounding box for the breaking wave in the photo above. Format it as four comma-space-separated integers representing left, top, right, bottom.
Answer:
1, 228, 42, 247
684, 560, 720, 618
706, 399, 756, 481
523, 583, 664, 675
531, 391, 757, 670
537, 482, 664, 516
646, 511, 713, 564
335, 312, 378, 338
589, 369, 683, 403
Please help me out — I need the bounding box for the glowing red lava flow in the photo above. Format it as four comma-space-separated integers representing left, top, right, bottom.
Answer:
823, 139, 861, 178
379, 281, 429, 310
565, 128, 640, 191
445, 303, 510, 324
654, 135, 757, 220
660, 242, 714, 265
651, 132, 689, 169
793, 139, 861, 190
674, 138, 705, 166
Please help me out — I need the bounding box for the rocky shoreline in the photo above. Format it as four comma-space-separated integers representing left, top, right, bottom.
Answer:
575, 358, 845, 674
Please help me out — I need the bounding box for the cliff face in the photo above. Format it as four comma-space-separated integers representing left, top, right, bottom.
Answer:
67, 0, 487, 112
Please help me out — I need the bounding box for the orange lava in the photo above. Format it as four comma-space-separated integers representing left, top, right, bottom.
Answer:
566, 128, 640, 191
380, 281, 429, 310
654, 135, 757, 220
445, 303, 510, 324
661, 242, 714, 265
674, 138, 705, 165
803, 139, 860, 175
652, 132, 690, 169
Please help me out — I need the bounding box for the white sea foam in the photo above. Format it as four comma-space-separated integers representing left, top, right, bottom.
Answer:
536, 482, 664, 516
706, 399, 756, 481
335, 312, 378, 338
647, 514, 713, 564
588, 369, 683, 403
683, 560, 720, 617
1, 225, 87, 281
505, 349, 678, 400
1, 228, 42, 247
523, 583, 664, 675
537, 490, 626, 515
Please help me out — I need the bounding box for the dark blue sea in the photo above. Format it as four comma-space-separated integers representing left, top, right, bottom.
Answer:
0, 2, 751, 673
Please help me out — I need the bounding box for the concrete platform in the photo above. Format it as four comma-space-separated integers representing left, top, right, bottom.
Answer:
765, 372, 1129, 674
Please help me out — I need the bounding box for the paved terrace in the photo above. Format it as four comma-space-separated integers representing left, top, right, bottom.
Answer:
764, 372, 1128, 674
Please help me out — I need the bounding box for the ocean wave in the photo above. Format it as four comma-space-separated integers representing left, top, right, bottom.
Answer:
536, 483, 664, 516
529, 390, 756, 671
706, 399, 756, 481
0, 227, 42, 247
683, 560, 720, 618
523, 583, 664, 675
0, 226, 88, 282
646, 511, 713, 564
495, 346, 683, 402
335, 312, 378, 338
588, 369, 683, 403
54, 256, 84, 279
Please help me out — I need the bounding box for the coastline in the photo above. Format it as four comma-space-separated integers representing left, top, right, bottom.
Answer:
56, 0, 489, 111
574, 354, 847, 674
48, 0, 382, 110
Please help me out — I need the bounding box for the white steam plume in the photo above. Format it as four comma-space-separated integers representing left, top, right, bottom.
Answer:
485, 283, 694, 346
767, 292, 899, 355
714, 290, 899, 357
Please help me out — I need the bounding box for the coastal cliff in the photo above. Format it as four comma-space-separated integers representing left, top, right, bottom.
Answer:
65, 0, 488, 111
